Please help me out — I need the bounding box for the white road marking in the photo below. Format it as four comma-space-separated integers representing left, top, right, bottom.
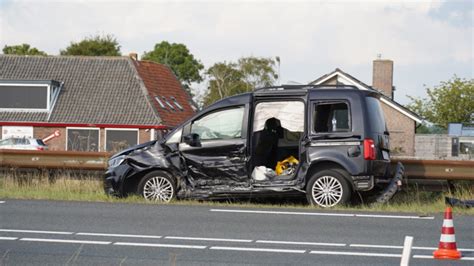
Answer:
350, 244, 403, 249
310, 250, 401, 258
400, 236, 414, 266
210, 246, 306, 254
77, 232, 162, 239
257, 240, 346, 247
165, 236, 252, 243
456, 248, 474, 252
20, 238, 110, 245
210, 209, 434, 220
0, 237, 17, 240
114, 242, 206, 249
0, 229, 73, 235
414, 255, 474, 261
355, 214, 434, 220
351, 244, 474, 252
412, 246, 436, 250
0, 201, 5, 204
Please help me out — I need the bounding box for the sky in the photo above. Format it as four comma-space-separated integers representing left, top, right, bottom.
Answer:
0, 0, 472, 104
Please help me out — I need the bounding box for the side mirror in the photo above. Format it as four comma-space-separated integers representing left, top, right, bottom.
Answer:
183, 133, 201, 147
164, 142, 179, 152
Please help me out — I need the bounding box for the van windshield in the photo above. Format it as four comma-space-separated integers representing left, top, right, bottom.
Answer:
366, 97, 386, 133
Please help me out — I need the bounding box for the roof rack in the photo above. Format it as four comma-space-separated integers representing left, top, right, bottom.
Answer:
254, 84, 359, 92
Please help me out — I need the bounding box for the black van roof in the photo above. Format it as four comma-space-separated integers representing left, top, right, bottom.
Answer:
207, 85, 380, 110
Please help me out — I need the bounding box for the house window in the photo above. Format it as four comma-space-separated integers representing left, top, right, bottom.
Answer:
170, 97, 184, 111
67, 128, 100, 152
105, 129, 139, 153
313, 102, 351, 133
154, 96, 166, 109
460, 140, 474, 156
1, 126, 33, 139
0, 81, 61, 111
163, 97, 176, 111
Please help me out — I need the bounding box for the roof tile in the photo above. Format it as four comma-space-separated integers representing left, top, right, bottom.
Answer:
133, 60, 196, 127
0, 55, 160, 126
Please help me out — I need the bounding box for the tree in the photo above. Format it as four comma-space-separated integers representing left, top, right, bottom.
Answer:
238, 57, 278, 90
203, 62, 247, 106
204, 56, 278, 106
407, 76, 474, 128
415, 123, 446, 134
60, 34, 121, 56
3, 44, 47, 56
142, 41, 204, 94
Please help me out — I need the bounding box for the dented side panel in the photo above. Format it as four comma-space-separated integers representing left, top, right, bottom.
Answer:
104, 142, 186, 196
179, 139, 249, 191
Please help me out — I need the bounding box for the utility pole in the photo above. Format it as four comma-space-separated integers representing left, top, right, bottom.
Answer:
276, 56, 281, 85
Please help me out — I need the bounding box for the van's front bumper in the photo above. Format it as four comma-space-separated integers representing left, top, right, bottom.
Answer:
104, 169, 119, 196
104, 164, 132, 196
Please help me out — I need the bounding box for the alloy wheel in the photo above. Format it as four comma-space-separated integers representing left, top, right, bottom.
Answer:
311, 175, 343, 207
142, 176, 174, 202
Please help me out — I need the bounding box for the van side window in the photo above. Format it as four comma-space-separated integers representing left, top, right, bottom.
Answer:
314, 102, 350, 132
191, 106, 245, 140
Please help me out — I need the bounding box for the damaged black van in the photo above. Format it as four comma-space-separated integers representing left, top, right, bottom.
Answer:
104, 85, 403, 207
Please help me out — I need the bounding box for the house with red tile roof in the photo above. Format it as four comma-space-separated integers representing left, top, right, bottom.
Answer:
133, 60, 197, 128
0, 55, 196, 152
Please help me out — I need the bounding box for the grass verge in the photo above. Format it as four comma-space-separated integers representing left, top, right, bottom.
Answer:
0, 172, 473, 215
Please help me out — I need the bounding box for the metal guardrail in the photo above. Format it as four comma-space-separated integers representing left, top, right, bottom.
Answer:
0, 149, 109, 170
391, 158, 474, 181
0, 149, 473, 180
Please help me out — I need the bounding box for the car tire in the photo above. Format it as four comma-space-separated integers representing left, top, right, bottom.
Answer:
306, 169, 352, 208
137, 171, 177, 202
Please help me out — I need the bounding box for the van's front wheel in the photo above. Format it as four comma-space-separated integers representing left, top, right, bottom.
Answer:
137, 171, 176, 202
306, 169, 351, 207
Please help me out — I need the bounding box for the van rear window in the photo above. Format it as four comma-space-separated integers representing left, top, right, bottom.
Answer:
366, 97, 386, 133
313, 102, 350, 133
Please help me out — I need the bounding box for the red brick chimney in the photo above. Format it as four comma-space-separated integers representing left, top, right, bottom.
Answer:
372, 57, 394, 99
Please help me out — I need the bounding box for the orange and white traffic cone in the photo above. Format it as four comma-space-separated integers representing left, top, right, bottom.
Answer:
433, 207, 461, 260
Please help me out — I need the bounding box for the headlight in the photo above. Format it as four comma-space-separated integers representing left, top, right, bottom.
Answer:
108, 155, 126, 168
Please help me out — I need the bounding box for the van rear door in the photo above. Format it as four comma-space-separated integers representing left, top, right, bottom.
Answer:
365, 96, 390, 161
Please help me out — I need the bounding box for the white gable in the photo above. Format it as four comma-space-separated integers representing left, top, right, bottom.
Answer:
311, 70, 421, 123
311, 70, 370, 91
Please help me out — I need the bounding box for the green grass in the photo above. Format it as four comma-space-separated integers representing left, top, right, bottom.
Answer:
0, 172, 473, 215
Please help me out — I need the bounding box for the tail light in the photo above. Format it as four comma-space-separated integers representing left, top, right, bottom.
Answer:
36, 146, 44, 151
363, 138, 375, 160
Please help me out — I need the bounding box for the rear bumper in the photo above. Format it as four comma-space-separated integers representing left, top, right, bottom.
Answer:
374, 162, 404, 203
352, 175, 375, 191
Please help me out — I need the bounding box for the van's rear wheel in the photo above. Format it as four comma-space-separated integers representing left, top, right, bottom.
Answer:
306, 169, 351, 207
137, 171, 176, 202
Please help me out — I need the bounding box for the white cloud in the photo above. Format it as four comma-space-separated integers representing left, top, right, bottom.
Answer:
0, 0, 472, 104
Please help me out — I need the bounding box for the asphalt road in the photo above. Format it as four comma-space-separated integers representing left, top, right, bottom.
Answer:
0, 199, 473, 265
